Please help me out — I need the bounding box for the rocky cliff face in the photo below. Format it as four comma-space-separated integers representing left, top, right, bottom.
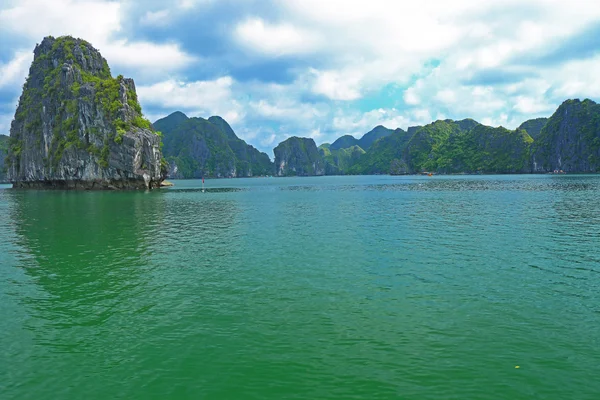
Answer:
7, 36, 164, 189
449, 125, 533, 173
320, 144, 365, 175
274, 137, 324, 176
347, 128, 412, 174
357, 125, 394, 150
532, 99, 600, 172
330, 135, 359, 151
345, 119, 533, 174
0, 135, 9, 182
328, 125, 394, 152
154, 112, 273, 178
518, 118, 548, 140
404, 120, 534, 173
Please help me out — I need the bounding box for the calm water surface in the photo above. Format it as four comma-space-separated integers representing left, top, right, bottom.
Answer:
1, 175, 599, 399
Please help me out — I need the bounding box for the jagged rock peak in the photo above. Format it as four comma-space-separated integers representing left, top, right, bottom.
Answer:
274, 136, 324, 176
33, 36, 110, 78
7, 36, 166, 190
208, 116, 238, 140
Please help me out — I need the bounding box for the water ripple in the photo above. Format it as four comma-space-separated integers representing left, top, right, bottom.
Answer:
1, 176, 600, 399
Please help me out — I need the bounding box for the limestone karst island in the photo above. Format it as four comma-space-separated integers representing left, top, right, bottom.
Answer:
5, 36, 165, 189
2, 36, 600, 189
2, 3, 600, 397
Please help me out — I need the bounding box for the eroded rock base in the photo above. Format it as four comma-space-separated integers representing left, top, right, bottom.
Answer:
12, 179, 160, 190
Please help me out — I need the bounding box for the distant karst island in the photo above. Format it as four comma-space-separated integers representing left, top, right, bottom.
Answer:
2, 35, 600, 188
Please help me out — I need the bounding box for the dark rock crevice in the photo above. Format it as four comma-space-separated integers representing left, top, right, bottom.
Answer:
7, 35, 165, 190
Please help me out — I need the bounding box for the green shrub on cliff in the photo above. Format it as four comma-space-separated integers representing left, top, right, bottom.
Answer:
154, 112, 273, 178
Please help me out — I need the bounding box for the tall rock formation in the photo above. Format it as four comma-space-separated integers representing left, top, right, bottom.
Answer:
328, 125, 394, 152
440, 125, 533, 174
330, 135, 359, 151
6, 36, 164, 189
357, 125, 394, 150
405, 119, 533, 173
347, 128, 412, 174
0, 135, 9, 182
532, 99, 600, 172
518, 118, 548, 140
274, 137, 324, 176
319, 144, 365, 175
346, 118, 532, 174
154, 112, 273, 178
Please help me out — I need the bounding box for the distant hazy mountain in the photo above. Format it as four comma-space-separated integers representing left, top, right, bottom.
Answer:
348, 118, 532, 174
152, 98, 600, 178
329, 125, 394, 152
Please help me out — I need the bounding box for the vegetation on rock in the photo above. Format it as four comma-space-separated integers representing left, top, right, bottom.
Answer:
7, 35, 165, 189
320, 145, 366, 174
10, 37, 599, 184
532, 99, 600, 172
274, 137, 324, 176
347, 128, 412, 174
154, 112, 273, 178
518, 118, 548, 140
330, 135, 359, 151
0, 135, 9, 182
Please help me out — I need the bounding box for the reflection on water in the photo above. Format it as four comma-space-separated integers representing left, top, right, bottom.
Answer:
2, 192, 164, 383
1, 175, 600, 399
165, 187, 244, 194
1, 188, 242, 398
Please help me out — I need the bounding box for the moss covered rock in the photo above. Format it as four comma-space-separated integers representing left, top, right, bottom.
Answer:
274, 137, 324, 176
7, 36, 165, 189
154, 112, 273, 178
532, 99, 600, 172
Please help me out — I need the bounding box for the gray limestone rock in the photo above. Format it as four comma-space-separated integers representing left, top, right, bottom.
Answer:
7, 36, 165, 189
273, 137, 325, 176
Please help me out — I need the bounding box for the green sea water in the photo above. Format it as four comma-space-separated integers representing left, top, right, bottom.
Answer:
1, 175, 599, 399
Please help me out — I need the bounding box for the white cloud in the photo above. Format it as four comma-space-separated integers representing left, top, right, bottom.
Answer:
332, 108, 411, 138
137, 77, 243, 123
235, 18, 320, 56
0, 51, 32, 89
260, 134, 277, 147
435, 89, 456, 104
100, 39, 196, 73
3, 0, 600, 149
310, 69, 362, 101
257, 0, 600, 127
413, 109, 433, 124
549, 56, 600, 99
253, 99, 327, 123
0, 113, 14, 135
308, 128, 323, 140
0, 0, 121, 46
139, 9, 171, 26
0, 0, 195, 76
513, 96, 554, 114
177, 0, 213, 9
404, 88, 420, 105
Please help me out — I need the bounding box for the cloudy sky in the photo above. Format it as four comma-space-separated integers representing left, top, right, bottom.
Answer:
1, 0, 600, 155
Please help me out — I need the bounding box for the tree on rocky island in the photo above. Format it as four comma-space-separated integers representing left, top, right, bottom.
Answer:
7, 35, 167, 190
